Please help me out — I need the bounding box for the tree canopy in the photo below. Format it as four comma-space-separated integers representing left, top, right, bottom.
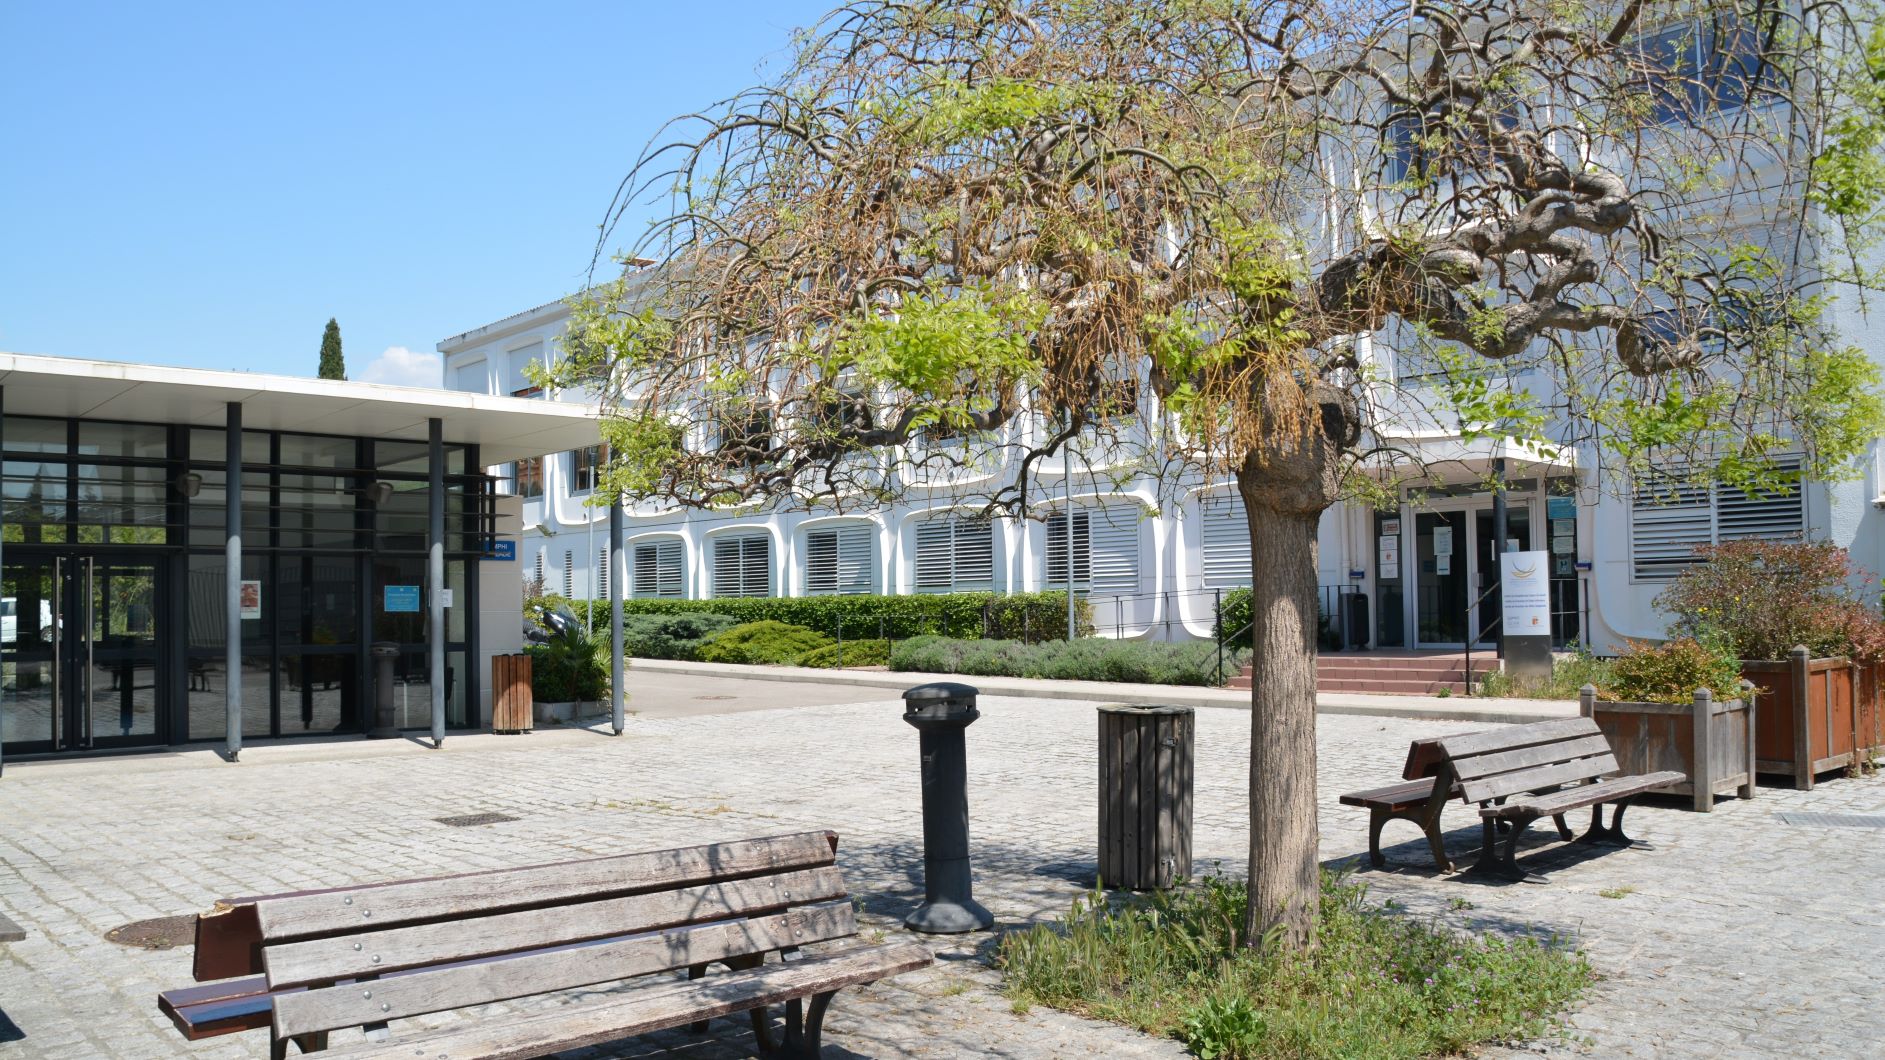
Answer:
545, 0, 1885, 946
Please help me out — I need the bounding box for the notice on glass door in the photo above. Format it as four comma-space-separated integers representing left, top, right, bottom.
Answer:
1432, 524, 1454, 555
1377, 535, 1400, 576
238, 580, 262, 620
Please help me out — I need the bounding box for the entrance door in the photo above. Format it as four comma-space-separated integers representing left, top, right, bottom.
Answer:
1473, 508, 1533, 647
3, 554, 164, 754
1413, 511, 1469, 646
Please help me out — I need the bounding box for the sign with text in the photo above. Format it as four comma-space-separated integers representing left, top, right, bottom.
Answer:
238, 580, 262, 620
1499, 551, 1552, 634
1433, 524, 1454, 556
485, 539, 516, 562
384, 585, 421, 613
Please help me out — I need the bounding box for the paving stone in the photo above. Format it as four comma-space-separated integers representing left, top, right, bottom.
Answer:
0, 693, 1880, 1058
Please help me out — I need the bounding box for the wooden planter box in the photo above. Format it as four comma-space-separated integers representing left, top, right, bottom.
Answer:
1742, 650, 1885, 790
1580, 686, 1754, 812
491, 654, 532, 734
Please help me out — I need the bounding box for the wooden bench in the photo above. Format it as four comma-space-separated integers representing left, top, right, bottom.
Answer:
1339, 734, 1571, 872
157, 831, 931, 1059
1436, 718, 1685, 883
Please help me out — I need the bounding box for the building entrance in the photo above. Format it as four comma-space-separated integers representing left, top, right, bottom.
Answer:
1410, 505, 1532, 649
3, 552, 165, 754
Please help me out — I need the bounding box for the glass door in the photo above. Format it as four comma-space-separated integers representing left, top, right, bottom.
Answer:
1413, 511, 1469, 646
2, 553, 164, 755
1473, 508, 1533, 648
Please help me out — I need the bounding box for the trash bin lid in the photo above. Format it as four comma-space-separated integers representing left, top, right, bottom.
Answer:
1095, 703, 1194, 715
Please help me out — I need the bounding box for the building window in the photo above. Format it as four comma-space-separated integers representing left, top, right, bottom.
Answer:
633, 539, 686, 598
1199, 493, 1250, 589
711, 534, 772, 598
914, 516, 995, 592
1636, 18, 1764, 125
569, 445, 606, 494
513, 457, 544, 499
1045, 506, 1141, 596
805, 526, 874, 595
1631, 459, 1804, 580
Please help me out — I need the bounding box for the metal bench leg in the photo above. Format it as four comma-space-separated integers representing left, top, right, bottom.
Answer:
1551, 813, 1573, 841
801, 990, 838, 1057
1421, 815, 1453, 873
1366, 808, 1390, 869
1577, 799, 1652, 849
688, 964, 710, 1033
1466, 814, 1545, 883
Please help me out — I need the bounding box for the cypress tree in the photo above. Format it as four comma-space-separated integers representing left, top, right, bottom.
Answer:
318, 318, 346, 380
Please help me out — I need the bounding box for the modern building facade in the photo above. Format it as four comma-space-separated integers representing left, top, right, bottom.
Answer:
439, 280, 1884, 659
0, 353, 598, 763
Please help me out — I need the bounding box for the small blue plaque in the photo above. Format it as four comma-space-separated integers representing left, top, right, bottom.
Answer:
1547, 496, 1576, 519
384, 585, 422, 613
486, 539, 516, 562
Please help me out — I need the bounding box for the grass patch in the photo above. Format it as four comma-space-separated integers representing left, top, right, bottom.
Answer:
998, 872, 1590, 1059
1596, 886, 1634, 900
1474, 651, 1614, 700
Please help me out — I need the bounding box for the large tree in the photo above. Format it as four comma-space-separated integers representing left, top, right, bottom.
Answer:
319, 317, 346, 380
548, 0, 1885, 947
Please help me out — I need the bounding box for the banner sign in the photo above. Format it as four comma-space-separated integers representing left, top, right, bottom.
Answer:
1500, 551, 1552, 634
384, 585, 422, 613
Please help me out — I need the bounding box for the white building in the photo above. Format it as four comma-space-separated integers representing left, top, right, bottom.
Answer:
436, 285, 1884, 656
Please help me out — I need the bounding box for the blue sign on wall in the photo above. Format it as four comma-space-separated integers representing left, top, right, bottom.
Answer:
486, 539, 516, 562
1547, 496, 1576, 519
384, 585, 422, 613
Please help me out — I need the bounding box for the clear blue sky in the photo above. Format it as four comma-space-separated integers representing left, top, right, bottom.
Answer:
0, 1, 835, 385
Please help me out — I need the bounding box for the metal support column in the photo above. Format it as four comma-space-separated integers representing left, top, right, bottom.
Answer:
1491, 456, 1507, 657
428, 417, 445, 748
610, 496, 625, 735
225, 402, 243, 761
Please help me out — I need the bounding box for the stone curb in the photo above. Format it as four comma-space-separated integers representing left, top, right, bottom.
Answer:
628, 658, 1576, 725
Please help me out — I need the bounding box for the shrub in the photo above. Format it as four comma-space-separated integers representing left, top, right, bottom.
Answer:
889, 635, 1245, 686
527, 625, 611, 702
534, 590, 1092, 643
1602, 636, 1744, 704
797, 638, 891, 668
997, 871, 1590, 1059
619, 612, 741, 660
1658, 540, 1885, 662
696, 621, 834, 665
1474, 651, 1615, 700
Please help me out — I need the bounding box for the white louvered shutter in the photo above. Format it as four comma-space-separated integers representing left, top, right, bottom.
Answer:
806, 526, 873, 595
1631, 459, 1806, 580
1200, 493, 1250, 588
916, 517, 993, 592
915, 520, 955, 590
1044, 511, 1091, 587
1715, 459, 1804, 542
597, 546, 610, 599
1088, 505, 1141, 596
633, 540, 684, 598
712, 535, 771, 597
563, 551, 575, 596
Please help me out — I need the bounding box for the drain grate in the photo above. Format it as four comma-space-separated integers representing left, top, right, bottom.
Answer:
106, 914, 197, 950
1775, 812, 1885, 829
434, 812, 521, 828
694, 694, 736, 701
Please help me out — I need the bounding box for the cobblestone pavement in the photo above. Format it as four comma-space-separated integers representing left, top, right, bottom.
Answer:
1, 694, 1881, 1059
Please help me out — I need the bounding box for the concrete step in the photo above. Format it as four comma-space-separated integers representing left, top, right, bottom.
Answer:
1316, 677, 1470, 695
1315, 657, 1499, 673
1316, 664, 1478, 683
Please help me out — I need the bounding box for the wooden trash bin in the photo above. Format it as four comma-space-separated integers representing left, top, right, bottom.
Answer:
1097, 704, 1194, 890
492, 654, 533, 734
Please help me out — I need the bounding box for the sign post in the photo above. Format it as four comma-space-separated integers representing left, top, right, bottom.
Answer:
1499, 550, 1554, 684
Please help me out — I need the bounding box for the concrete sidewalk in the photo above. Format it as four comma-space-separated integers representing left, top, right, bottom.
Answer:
629, 657, 1577, 724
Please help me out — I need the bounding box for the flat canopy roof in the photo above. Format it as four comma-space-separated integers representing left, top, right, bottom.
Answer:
0, 352, 601, 464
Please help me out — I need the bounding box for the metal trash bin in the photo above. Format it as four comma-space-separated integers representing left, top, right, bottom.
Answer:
1097, 704, 1194, 890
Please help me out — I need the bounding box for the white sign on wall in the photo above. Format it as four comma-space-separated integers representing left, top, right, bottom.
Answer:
1500, 550, 1553, 634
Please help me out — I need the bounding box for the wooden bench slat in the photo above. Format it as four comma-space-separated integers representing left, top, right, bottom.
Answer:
1458, 753, 1619, 805
1338, 779, 1436, 810
251, 831, 837, 942
272, 901, 858, 1040
264, 865, 846, 989
1487, 771, 1687, 817
1436, 718, 1599, 758
321, 942, 934, 1060
1448, 734, 1616, 781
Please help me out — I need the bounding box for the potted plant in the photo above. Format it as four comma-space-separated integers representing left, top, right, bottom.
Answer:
526, 613, 611, 724
1580, 636, 1755, 812
1658, 541, 1885, 789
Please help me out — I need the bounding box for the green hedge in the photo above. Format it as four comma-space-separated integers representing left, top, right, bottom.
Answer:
889, 635, 1246, 686
696, 621, 834, 665
537, 591, 1093, 643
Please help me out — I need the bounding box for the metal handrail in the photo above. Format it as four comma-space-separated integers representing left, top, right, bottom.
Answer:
1462, 580, 1503, 696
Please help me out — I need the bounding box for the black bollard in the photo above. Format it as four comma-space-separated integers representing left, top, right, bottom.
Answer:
369, 641, 401, 738
901, 682, 994, 933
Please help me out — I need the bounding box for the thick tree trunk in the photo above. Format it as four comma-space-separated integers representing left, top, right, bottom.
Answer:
1238, 478, 1324, 951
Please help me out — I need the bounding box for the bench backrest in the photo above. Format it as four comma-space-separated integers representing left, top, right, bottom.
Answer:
1434, 718, 1618, 805
239, 831, 853, 1044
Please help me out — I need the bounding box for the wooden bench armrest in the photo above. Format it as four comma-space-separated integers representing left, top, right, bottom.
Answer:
317, 942, 934, 1060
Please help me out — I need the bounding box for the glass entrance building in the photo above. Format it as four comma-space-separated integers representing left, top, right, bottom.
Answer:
0, 353, 600, 762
